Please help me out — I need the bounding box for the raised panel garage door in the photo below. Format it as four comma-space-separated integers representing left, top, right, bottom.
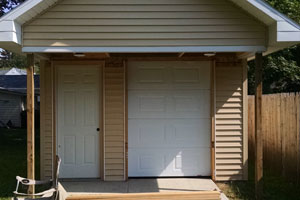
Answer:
128, 61, 211, 177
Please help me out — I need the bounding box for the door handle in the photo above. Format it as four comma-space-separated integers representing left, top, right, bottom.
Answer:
97, 128, 100, 132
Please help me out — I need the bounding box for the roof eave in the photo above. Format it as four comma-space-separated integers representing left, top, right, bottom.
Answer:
229, 0, 300, 57
0, 0, 59, 54
0, 20, 22, 53
266, 21, 300, 56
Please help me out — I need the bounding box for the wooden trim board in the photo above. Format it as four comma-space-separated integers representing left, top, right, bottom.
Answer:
52, 60, 105, 65
39, 60, 45, 179
52, 61, 56, 180
67, 191, 221, 200
100, 65, 104, 179
124, 59, 129, 181
242, 59, 249, 180
210, 60, 216, 181
26, 53, 35, 194
123, 60, 126, 181
103, 61, 106, 181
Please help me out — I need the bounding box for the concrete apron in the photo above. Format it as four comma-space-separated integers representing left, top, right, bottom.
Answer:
59, 178, 228, 200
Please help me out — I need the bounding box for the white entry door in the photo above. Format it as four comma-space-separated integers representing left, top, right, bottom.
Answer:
128, 61, 211, 177
57, 65, 101, 178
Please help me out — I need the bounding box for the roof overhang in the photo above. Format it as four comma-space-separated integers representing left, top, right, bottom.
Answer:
0, 0, 299, 57
21, 46, 267, 53
0, 20, 22, 53
229, 0, 300, 55
0, 0, 59, 54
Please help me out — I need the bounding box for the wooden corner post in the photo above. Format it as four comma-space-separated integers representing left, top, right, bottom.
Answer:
255, 52, 263, 199
27, 54, 35, 194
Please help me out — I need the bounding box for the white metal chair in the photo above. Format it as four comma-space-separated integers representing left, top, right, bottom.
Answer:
13, 156, 61, 200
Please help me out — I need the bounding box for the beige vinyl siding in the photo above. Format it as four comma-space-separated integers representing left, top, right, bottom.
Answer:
23, 0, 267, 47
104, 59, 126, 181
215, 60, 246, 181
40, 60, 54, 179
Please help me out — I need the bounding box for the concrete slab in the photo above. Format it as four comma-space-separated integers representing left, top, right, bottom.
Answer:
61, 180, 128, 193
128, 178, 218, 193
60, 178, 228, 200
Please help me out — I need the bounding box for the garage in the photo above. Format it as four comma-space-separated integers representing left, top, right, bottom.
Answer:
128, 61, 212, 177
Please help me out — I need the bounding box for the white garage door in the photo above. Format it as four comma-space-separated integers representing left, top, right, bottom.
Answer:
128, 61, 211, 177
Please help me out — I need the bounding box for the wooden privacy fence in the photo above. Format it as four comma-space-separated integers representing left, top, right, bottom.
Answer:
248, 93, 300, 182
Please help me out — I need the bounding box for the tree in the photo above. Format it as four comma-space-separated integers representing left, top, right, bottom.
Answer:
248, 0, 300, 94
0, 50, 27, 69
0, 0, 25, 17
248, 47, 300, 94
0, 0, 26, 70
266, 0, 300, 23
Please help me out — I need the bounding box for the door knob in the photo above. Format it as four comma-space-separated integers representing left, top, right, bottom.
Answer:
97, 128, 100, 131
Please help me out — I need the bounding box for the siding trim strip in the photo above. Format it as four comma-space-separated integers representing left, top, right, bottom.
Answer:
22, 46, 267, 53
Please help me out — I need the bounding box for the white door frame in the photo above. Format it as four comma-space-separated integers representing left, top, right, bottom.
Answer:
54, 61, 104, 179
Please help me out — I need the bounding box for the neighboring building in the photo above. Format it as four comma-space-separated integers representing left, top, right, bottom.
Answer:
0, 67, 27, 75
0, 88, 25, 127
0, 75, 40, 127
0, 0, 300, 199
0, 75, 40, 94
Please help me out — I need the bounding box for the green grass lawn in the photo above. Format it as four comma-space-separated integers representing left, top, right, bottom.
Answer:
1, 128, 300, 200
0, 128, 39, 200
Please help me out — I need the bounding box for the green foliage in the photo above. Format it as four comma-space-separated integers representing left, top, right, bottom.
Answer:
0, 50, 27, 69
266, 0, 300, 24
0, 0, 25, 17
248, 46, 300, 94
248, 0, 300, 94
